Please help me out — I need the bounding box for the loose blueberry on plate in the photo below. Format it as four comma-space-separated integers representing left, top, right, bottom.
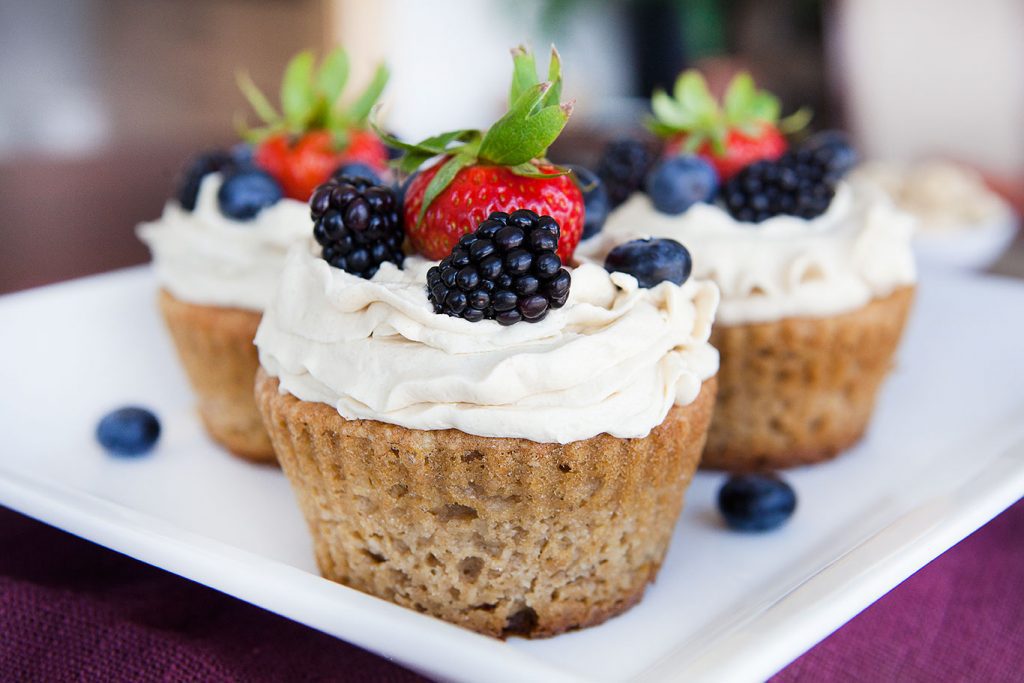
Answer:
312, 175, 405, 279
565, 165, 610, 240
176, 149, 234, 211
427, 209, 571, 325
332, 161, 383, 185
604, 238, 692, 288
596, 138, 655, 208
217, 167, 284, 220
645, 154, 718, 215
96, 406, 161, 457
718, 474, 796, 532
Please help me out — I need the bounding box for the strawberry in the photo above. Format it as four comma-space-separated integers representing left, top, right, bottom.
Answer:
649, 70, 809, 181
378, 47, 583, 262
237, 49, 390, 200
403, 162, 582, 263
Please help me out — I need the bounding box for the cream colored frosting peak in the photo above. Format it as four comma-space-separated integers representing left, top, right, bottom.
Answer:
137, 173, 311, 311
255, 246, 720, 444
581, 182, 916, 325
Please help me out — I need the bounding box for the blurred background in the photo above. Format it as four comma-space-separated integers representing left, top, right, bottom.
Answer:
1, 0, 1022, 292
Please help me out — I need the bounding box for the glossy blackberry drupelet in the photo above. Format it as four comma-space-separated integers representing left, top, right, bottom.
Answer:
176, 150, 234, 210
596, 138, 655, 208
720, 148, 839, 223
96, 406, 161, 457
604, 238, 692, 289
717, 474, 797, 532
427, 210, 571, 326
312, 176, 405, 279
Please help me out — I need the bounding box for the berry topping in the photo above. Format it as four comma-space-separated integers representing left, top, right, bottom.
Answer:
645, 155, 718, 215
380, 46, 583, 263
649, 71, 809, 181
718, 474, 796, 532
96, 406, 161, 457
801, 130, 858, 178
217, 167, 284, 220
311, 175, 404, 279
604, 238, 692, 288
596, 138, 656, 208
332, 161, 382, 185
238, 49, 390, 200
427, 210, 571, 325
565, 164, 610, 240
720, 147, 838, 223
176, 150, 234, 211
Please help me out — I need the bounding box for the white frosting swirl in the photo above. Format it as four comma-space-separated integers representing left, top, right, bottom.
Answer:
255, 245, 720, 444
137, 173, 311, 311
580, 182, 916, 325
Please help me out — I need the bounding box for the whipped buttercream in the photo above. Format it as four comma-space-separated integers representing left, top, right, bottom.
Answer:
255, 245, 720, 444
137, 173, 311, 311
580, 182, 916, 325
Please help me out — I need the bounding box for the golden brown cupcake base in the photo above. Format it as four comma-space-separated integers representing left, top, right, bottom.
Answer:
703, 286, 914, 471
159, 290, 276, 463
255, 370, 716, 637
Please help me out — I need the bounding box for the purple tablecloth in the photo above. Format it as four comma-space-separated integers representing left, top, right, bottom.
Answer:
2, 500, 1021, 682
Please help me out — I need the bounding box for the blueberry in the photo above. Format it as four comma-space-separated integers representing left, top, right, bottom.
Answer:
229, 143, 255, 166
645, 155, 718, 215
332, 161, 382, 185
604, 238, 692, 288
718, 474, 796, 532
565, 165, 610, 240
217, 168, 283, 220
176, 150, 233, 211
96, 407, 161, 457
800, 131, 858, 179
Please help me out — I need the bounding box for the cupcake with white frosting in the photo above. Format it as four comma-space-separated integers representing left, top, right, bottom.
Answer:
583, 71, 916, 471
138, 49, 390, 461
254, 48, 720, 637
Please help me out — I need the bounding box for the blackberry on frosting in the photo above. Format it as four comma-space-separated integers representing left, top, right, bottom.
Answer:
427, 210, 571, 325
312, 175, 405, 279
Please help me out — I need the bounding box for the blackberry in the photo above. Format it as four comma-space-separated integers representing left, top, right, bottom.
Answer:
427, 209, 571, 326
176, 150, 233, 211
596, 138, 655, 208
720, 150, 837, 223
311, 175, 405, 279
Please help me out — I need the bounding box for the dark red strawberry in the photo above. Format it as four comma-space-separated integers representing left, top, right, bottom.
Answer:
238, 49, 390, 200
649, 70, 808, 181
380, 47, 582, 262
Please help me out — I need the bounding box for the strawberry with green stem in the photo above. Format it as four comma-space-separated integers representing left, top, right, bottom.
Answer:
649, 70, 810, 181
238, 49, 390, 200
376, 46, 583, 263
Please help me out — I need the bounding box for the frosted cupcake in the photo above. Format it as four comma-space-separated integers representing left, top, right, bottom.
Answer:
255, 48, 719, 636
138, 49, 390, 462
583, 71, 916, 471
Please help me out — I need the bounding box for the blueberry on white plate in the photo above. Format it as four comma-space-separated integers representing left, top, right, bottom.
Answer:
718, 474, 796, 532
96, 406, 161, 457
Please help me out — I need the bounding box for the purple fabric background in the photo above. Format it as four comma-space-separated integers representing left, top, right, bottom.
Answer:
1, 500, 1021, 682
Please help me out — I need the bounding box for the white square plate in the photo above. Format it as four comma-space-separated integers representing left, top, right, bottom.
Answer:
1, 266, 1021, 683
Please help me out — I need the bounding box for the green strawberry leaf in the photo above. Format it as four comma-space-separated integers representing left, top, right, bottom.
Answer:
651, 89, 695, 129
236, 71, 280, 125
479, 83, 571, 165
347, 64, 390, 124
544, 46, 563, 108
417, 153, 476, 224
675, 70, 719, 122
748, 91, 780, 123
507, 162, 569, 179
723, 72, 755, 125
316, 48, 350, 106
509, 45, 538, 107
281, 51, 317, 130
779, 106, 812, 133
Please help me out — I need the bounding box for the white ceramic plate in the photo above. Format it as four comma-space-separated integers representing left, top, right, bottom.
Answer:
914, 212, 1019, 272
1, 267, 1022, 683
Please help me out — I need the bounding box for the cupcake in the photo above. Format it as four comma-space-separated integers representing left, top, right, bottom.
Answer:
255, 48, 720, 637
583, 71, 916, 471
138, 49, 390, 462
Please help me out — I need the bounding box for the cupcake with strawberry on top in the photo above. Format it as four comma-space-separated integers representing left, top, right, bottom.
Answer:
138, 49, 390, 462
582, 71, 916, 471
254, 47, 720, 637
